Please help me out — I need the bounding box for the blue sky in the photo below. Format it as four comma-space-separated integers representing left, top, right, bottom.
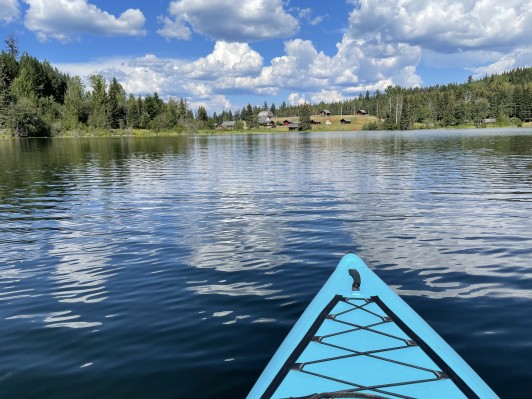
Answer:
1, 0, 531, 113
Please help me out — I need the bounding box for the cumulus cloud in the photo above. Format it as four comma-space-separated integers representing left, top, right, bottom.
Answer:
54, 30, 425, 114
23, 0, 146, 42
54, 52, 234, 112
311, 89, 344, 104
470, 48, 532, 79
295, 6, 327, 26
345, 0, 532, 87
158, 0, 299, 41
179, 41, 263, 79
224, 35, 421, 97
288, 92, 307, 105
53, 1, 531, 113
349, 0, 532, 53
157, 15, 191, 41
0, 0, 19, 23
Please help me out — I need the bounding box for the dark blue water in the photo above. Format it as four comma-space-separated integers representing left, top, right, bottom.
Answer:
0, 130, 531, 398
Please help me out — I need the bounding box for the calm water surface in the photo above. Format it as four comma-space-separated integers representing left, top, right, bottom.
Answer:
0, 129, 531, 398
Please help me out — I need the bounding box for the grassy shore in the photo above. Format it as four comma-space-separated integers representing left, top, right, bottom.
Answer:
270, 114, 378, 132
1, 115, 530, 139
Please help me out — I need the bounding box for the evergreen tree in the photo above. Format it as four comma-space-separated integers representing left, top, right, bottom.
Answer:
5, 34, 18, 60
126, 94, 139, 128
299, 103, 312, 131
62, 76, 86, 129
143, 93, 160, 122
88, 74, 107, 128
177, 97, 188, 122
245, 103, 257, 128
107, 77, 125, 129
197, 105, 208, 121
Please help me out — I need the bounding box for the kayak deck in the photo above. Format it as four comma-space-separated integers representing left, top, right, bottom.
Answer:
248, 254, 499, 399
262, 295, 475, 398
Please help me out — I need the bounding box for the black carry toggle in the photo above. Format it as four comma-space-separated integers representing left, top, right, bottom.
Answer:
348, 269, 361, 291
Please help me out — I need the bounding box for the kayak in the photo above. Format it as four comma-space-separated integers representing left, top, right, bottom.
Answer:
247, 254, 499, 399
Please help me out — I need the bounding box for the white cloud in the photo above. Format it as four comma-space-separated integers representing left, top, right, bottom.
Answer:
226, 35, 421, 97
311, 90, 344, 104
295, 6, 327, 26
156, 15, 191, 41
310, 15, 325, 26
54, 55, 172, 95
54, 53, 233, 113
470, 48, 532, 79
53, 29, 426, 113
288, 92, 307, 106
67, 0, 532, 114
349, 0, 532, 53
159, 0, 299, 41
345, 0, 532, 85
23, 0, 146, 42
0, 0, 19, 23
179, 41, 263, 79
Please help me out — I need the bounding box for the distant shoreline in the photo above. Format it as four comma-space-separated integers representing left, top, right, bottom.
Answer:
2, 116, 529, 139
3, 126, 531, 140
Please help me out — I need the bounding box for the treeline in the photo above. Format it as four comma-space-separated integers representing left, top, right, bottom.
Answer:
261, 69, 532, 129
1, 34, 532, 137
0, 36, 206, 137
212, 70, 532, 130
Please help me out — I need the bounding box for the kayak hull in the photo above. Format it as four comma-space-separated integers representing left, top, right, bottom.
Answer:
247, 254, 499, 399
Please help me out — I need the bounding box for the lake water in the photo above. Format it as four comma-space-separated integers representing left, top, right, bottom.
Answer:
0, 129, 531, 398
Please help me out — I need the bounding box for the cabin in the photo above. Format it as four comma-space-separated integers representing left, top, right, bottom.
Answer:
288, 122, 301, 131
357, 109, 368, 116
482, 118, 496, 124
340, 118, 352, 124
320, 110, 331, 116
311, 119, 321, 125
282, 119, 292, 126
217, 121, 236, 129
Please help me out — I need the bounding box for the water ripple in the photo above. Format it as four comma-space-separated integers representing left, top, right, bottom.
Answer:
0, 132, 530, 398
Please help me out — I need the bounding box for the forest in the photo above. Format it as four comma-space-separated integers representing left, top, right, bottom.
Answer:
1, 35, 531, 137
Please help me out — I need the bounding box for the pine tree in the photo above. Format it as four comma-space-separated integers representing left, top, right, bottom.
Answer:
299, 103, 312, 131
0, 60, 11, 127
196, 105, 208, 122
62, 76, 86, 129
88, 74, 107, 129
245, 103, 257, 128
108, 77, 125, 129
126, 94, 140, 128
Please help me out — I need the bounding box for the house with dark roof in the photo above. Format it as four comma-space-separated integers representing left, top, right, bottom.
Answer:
340, 118, 352, 124
217, 121, 236, 129
320, 110, 331, 116
357, 109, 368, 116
287, 122, 301, 131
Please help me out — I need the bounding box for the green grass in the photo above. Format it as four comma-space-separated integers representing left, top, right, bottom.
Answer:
272, 114, 379, 132
2, 117, 530, 139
